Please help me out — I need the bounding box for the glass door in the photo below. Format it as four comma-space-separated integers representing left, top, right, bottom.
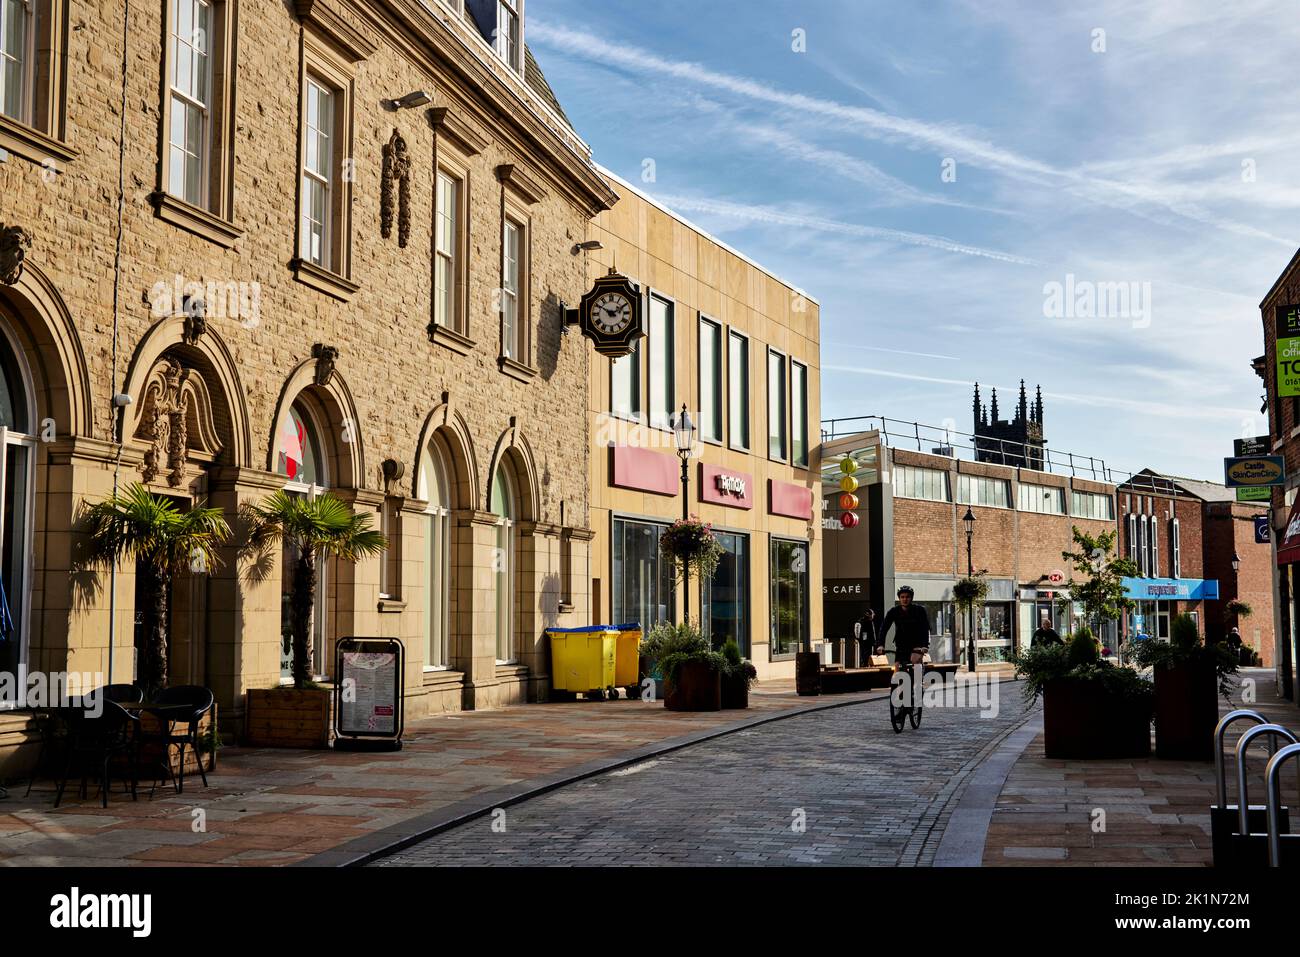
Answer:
0, 431, 33, 695
702, 531, 749, 656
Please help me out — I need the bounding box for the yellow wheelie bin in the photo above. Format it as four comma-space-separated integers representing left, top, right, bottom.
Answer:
613, 622, 643, 699
547, 627, 618, 701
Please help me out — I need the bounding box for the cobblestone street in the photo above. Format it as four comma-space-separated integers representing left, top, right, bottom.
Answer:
375, 680, 1034, 866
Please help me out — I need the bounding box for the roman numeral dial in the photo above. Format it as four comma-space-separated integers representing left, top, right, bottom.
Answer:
590, 292, 632, 334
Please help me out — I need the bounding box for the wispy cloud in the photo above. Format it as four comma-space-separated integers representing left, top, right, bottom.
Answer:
530, 20, 1290, 244
652, 193, 1043, 265
823, 364, 1253, 422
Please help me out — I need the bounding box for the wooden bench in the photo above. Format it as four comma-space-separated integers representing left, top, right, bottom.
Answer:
819, 662, 962, 695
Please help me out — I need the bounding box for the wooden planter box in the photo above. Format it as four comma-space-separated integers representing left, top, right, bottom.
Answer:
1043, 677, 1151, 760
1154, 660, 1219, 761
664, 660, 721, 712
245, 688, 331, 749
721, 672, 750, 709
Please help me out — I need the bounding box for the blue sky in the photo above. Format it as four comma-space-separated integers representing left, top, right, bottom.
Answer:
527, 0, 1300, 482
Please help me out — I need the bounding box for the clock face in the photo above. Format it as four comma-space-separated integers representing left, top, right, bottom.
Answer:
590, 292, 632, 334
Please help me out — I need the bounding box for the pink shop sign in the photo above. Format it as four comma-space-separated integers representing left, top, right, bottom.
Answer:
700, 464, 753, 509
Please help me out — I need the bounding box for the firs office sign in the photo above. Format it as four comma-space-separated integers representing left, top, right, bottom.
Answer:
1276, 304, 1300, 398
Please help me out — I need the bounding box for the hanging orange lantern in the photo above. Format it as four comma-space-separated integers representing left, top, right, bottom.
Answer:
839, 492, 859, 510
841, 511, 860, 529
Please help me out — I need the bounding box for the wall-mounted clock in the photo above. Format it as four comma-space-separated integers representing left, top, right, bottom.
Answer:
565, 268, 644, 358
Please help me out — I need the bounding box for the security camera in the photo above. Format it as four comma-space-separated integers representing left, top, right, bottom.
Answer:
113, 393, 133, 407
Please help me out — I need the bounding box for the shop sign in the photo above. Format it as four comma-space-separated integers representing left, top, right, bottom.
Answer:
1277, 305, 1300, 398
823, 579, 867, 601
1122, 577, 1220, 601
1235, 435, 1270, 456
1223, 455, 1285, 488
1256, 516, 1271, 544
1237, 486, 1271, 503
1047, 569, 1066, 585
700, 464, 753, 509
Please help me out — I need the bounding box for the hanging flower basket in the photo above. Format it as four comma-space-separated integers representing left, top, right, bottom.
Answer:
952, 575, 988, 611
659, 516, 725, 582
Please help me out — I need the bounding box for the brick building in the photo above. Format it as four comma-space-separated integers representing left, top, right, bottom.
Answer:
585, 170, 822, 680
820, 427, 1117, 664
0, 0, 624, 763
1114, 471, 1272, 663
1256, 249, 1300, 699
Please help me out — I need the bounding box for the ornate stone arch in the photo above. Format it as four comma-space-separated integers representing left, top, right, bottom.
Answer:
121, 315, 252, 470
486, 418, 540, 523
266, 348, 366, 489
413, 393, 479, 508
0, 261, 93, 439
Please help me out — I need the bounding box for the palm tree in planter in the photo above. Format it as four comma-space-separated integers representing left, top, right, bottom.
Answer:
246, 491, 386, 689
80, 483, 231, 695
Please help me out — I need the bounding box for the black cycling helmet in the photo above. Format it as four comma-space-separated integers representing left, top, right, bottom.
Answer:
897, 585, 914, 597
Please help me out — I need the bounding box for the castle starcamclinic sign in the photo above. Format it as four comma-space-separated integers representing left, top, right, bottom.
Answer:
1223, 455, 1285, 488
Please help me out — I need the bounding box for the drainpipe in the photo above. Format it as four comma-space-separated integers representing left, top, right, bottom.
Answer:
106, 0, 132, 685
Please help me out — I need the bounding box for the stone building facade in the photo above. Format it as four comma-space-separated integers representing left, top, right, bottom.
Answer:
0, 0, 620, 756
585, 170, 823, 681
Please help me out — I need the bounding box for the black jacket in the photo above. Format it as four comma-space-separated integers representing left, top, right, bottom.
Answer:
1031, 627, 1062, 648
879, 604, 931, 661
853, 613, 878, 647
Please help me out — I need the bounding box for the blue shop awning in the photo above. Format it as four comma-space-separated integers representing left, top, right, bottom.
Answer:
1122, 577, 1219, 601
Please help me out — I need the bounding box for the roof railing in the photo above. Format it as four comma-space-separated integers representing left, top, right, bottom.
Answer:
820, 414, 1123, 483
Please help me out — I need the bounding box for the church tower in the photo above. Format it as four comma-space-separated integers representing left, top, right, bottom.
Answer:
972, 379, 1046, 470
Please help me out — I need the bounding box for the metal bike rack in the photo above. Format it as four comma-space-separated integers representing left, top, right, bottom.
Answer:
1230, 723, 1299, 867
1266, 743, 1300, 867
1210, 710, 1273, 866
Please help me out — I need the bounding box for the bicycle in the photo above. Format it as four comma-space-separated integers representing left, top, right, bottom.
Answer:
888, 658, 927, 733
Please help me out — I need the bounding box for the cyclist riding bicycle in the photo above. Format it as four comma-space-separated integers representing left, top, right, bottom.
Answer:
879, 585, 930, 669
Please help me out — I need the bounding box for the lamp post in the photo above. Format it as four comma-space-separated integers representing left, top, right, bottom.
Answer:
672, 404, 696, 622
1231, 551, 1241, 630
963, 506, 976, 673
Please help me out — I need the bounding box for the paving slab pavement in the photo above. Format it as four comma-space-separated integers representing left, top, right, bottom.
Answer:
0, 680, 885, 866
982, 668, 1296, 866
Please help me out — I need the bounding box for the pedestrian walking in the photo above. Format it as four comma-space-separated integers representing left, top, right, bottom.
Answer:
1030, 616, 1062, 648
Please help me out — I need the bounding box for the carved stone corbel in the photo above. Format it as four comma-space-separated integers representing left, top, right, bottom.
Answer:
0, 224, 32, 286
312, 343, 339, 386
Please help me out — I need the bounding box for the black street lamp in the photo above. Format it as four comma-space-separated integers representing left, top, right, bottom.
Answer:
1232, 551, 1241, 575
672, 404, 696, 621
963, 506, 976, 673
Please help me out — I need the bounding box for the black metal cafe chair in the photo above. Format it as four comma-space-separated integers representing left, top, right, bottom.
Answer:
54, 700, 140, 809
137, 685, 214, 794
25, 685, 142, 797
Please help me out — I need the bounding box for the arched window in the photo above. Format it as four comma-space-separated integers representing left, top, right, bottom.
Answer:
276, 401, 325, 491
273, 399, 328, 678
0, 320, 34, 692
490, 462, 516, 663
419, 439, 451, 669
